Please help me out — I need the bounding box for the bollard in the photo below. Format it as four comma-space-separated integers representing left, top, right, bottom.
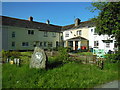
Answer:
6, 58, 9, 63
14, 58, 17, 64
17, 58, 20, 66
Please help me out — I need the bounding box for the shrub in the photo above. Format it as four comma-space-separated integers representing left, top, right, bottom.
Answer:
57, 47, 69, 63
2, 50, 21, 62
105, 54, 119, 63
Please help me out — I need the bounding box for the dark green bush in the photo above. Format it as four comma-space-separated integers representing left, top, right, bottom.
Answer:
105, 54, 119, 63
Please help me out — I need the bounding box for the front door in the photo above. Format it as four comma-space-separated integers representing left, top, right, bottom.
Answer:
75, 41, 78, 50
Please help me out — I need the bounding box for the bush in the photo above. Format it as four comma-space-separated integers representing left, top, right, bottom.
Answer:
105, 54, 119, 63
2, 50, 21, 62
56, 47, 69, 63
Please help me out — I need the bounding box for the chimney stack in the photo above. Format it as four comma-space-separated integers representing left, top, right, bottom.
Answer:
46, 19, 50, 24
75, 18, 81, 26
28, 16, 33, 21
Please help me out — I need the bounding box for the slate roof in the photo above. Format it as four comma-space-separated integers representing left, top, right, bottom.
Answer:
1, 16, 94, 32
61, 21, 94, 31
1, 16, 62, 32
66, 36, 88, 41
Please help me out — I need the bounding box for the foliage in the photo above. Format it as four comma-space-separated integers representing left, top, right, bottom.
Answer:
105, 54, 120, 63
57, 47, 69, 62
2, 62, 119, 88
91, 2, 120, 51
2, 50, 21, 62
20, 52, 32, 64
77, 52, 93, 56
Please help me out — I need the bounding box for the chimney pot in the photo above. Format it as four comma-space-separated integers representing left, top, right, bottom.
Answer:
75, 18, 81, 26
46, 19, 50, 24
28, 16, 33, 21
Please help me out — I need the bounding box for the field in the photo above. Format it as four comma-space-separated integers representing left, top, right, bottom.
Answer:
2, 59, 119, 88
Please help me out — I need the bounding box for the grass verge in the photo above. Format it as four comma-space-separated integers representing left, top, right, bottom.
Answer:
2, 61, 119, 88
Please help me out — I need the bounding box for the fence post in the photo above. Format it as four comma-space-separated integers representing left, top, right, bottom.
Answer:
86, 56, 87, 63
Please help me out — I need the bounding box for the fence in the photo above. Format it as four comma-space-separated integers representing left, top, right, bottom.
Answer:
69, 53, 106, 64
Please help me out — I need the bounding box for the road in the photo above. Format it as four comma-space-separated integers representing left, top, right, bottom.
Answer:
94, 80, 120, 89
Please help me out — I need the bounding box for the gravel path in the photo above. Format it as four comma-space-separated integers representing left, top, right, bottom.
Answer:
94, 80, 120, 89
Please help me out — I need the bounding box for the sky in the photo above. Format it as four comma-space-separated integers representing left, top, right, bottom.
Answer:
2, 2, 99, 26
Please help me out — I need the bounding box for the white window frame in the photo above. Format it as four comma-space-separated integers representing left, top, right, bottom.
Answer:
22, 42, 29, 47
12, 32, 15, 38
106, 43, 110, 48
12, 42, 15, 47
28, 30, 34, 35
76, 30, 82, 36
65, 32, 69, 37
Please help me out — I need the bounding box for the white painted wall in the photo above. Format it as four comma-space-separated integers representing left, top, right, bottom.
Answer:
88, 27, 115, 53
2, 25, 61, 51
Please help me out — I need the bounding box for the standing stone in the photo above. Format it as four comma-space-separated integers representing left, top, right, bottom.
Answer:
30, 47, 47, 69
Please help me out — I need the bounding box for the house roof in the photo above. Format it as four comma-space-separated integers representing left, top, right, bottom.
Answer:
1, 16, 94, 32
66, 36, 88, 41
62, 20, 94, 31
1, 16, 62, 32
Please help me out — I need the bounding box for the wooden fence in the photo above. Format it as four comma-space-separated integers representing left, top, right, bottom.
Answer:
68, 53, 106, 64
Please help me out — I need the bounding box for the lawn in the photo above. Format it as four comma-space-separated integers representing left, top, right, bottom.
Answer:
2, 60, 119, 88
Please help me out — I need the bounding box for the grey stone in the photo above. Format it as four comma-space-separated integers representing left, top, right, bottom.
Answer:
30, 47, 47, 69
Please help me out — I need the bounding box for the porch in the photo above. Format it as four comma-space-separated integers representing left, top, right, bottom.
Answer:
64, 36, 89, 50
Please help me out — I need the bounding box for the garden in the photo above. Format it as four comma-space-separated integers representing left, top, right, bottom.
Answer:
2, 47, 120, 88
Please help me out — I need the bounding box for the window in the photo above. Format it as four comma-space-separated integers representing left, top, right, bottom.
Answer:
65, 32, 69, 37
28, 30, 34, 35
106, 43, 110, 48
48, 42, 52, 47
52, 32, 56, 37
94, 28, 97, 35
91, 29, 93, 32
12, 42, 15, 47
22, 42, 29, 46
76, 30, 81, 35
56, 41, 59, 47
44, 32, 48, 37
114, 41, 117, 48
39, 42, 42, 47
44, 42, 47, 47
12, 32, 15, 38
94, 41, 99, 46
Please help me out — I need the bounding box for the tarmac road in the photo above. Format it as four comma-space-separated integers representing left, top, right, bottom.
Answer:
94, 80, 120, 89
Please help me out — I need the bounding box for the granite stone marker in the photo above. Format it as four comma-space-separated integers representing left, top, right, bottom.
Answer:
30, 47, 47, 69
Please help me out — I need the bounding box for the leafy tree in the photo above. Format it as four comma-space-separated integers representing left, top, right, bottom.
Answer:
91, 2, 120, 52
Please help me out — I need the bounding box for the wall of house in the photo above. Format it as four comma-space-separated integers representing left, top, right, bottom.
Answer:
88, 27, 115, 53
63, 26, 89, 41
2, 26, 9, 51
3, 25, 61, 51
0, 26, 2, 51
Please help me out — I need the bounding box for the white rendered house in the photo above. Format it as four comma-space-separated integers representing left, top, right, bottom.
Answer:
88, 27, 117, 53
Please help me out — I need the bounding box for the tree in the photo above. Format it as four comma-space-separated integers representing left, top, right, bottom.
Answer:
91, 2, 120, 52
